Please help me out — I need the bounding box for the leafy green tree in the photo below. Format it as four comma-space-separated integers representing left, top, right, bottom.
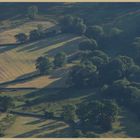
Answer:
61, 104, 77, 122
109, 27, 123, 37
76, 100, 119, 131
68, 63, 97, 88
130, 37, 140, 65
79, 39, 98, 51
60, 15, 86, 35
127, 65, 140, 82
35, 56, 53, 75
102, 79, 138, 105
99, 57, 125, 84
117, 55, 134, 73
54, 52, 67, 68
29, 29, 41, 41
0, 96, 14, 112
15, 33, 28, 43
28, 6, 38, 19
92, 50, 109, 63
85, 25, 104, 40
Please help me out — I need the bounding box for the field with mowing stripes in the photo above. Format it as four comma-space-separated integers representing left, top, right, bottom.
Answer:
0, 20, 54, 44
0, 31, 83, 87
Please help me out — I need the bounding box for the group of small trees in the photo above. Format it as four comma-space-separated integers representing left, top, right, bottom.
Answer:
60, 15, 86, 35
77, 100, 119, 131
67, 32, 140, 124
35, 52, 67, 75
61, 100, 119, 134
15, 25, 58, 43
15, 25, 45, 43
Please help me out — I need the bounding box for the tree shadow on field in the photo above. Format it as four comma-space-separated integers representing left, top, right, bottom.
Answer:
45, 36, 83, 57
17, 34, 76, 53
14, 121, 67, 138
37, 127, 73, 138
0, 45, 17, 54
0, 71, 39, 87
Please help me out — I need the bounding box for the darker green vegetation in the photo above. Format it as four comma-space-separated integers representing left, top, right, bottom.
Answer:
77, 100, 119, 132
15, 33, 28, 43
54, 52, 67, 68
60, 15, 86, 35
35, 56, 53, 75
0, 96, 14, 112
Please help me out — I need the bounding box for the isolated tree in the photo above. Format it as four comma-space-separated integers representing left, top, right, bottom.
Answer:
54, 52, 67, 68
79, 39, 98, 51
61, 104, 77, 122
35, 56, 53, 75
28, 6, 38, 19
29, 29, 41, 41
15, 33, 28, 43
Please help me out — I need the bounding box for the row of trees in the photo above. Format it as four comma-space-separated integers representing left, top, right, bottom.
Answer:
60, 15, 122, 41
35, 52, 67, 75
15, 24, 58, 43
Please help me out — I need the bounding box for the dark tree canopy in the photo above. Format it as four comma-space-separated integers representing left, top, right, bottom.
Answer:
35, 56, 53, 75
54, 52, 67, 68
76, 100, 119, 131
68, 63, 97, 88
0, 96, 14, 112
79, 39, 98, 51
15, 33, 28, 43
60, 15, 86, 35
29, 29, 41, 41
61, 104, 77, 122
85, 25, 104, 40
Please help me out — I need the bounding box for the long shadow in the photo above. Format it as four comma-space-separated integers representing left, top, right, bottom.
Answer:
24, 66, 70, 99
37, 127, 72, 138
25, 80, 94, 106
45, 37, 82, 57
0, 45, 17, 54
0, 71, 39, 87
14, 121, 65, 138
17, 34, 76, 53
25, 119, 46, 125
